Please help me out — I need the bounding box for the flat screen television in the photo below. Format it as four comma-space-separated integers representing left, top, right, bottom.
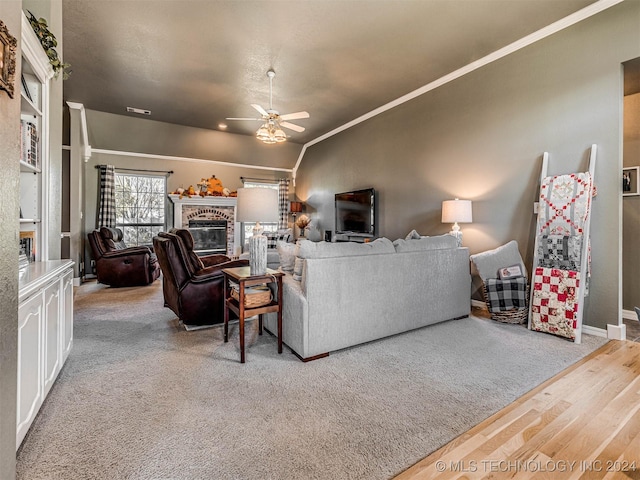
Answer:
335, 188, 375, 236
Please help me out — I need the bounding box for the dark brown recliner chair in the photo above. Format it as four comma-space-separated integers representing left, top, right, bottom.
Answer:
87, 227, 161, 287
152, 229, 248, 326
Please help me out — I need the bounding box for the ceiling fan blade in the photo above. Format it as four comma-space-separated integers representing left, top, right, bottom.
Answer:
280, 121, 305, 133
251, 104, 268, 116
279, 111, 310, 121
226, 117, 262, 121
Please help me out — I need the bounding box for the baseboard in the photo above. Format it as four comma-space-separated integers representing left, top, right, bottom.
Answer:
622, 309, 638, 321
581, 325, 608, 338
471, 298, 619, 340
73, 277, 81, 287
605, 324, 626, 341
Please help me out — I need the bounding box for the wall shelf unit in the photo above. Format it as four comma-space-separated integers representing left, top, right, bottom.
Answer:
19, 12, 53, 263
16, 11, 74, 450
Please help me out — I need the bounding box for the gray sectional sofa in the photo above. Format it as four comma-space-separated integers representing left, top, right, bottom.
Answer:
264, 235, 471, 361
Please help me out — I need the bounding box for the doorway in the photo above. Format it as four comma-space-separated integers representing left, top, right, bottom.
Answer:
622, 57, 640, 341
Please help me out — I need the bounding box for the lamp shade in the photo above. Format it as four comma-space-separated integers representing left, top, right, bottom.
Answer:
290, 201, 303, 214
236, 188, 279, 223
441, 199, 473, 224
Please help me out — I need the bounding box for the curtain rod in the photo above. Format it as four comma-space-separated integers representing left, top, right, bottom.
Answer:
240, 176, 286, 183
95, 165, 174, 175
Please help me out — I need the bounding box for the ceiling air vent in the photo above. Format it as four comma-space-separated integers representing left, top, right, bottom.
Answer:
126, 107, 151, 115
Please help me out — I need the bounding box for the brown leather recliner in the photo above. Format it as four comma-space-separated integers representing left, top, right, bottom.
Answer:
87, 227, 161, 287
152, 229, 248, 326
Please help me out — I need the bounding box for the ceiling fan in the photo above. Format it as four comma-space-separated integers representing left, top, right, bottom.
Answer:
226, 69, 309, 144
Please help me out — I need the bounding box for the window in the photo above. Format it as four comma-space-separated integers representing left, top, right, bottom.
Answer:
242, 181, 279, 244
114, 173, 166, 246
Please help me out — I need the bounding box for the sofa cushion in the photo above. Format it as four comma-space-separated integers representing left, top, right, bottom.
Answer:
297, 238, 395, 259
393, 234, 457, 253
277, 240, 296, 273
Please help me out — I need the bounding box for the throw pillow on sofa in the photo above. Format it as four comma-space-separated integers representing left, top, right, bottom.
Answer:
297, 238, 395, 259
265, 229, 293, 249
293, 257, 304, 281
277, 241, 296, 274
393, 234, 458, 252
405, 229, 423, 240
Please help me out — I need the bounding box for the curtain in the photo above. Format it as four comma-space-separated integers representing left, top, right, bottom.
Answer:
278, 178, 289, 229
98, 165, 116, 228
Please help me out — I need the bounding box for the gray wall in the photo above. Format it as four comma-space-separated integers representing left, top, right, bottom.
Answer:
0, 3, 21, 476
77, 110, 296, 275
86, 109, 302, 171
296, 1, 640, 330
623, 92, 640, 310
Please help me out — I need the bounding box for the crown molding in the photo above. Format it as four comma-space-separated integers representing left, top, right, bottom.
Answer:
293, 0, 624, 178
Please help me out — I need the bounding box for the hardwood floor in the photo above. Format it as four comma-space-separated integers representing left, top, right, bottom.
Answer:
394, 340, 640, 480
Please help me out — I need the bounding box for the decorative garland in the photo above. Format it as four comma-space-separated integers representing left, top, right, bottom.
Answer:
26, 11, 71, 79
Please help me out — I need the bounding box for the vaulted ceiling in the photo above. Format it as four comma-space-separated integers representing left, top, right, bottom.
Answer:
62, 0, 599, 145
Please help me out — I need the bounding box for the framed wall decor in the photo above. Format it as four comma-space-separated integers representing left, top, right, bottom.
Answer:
0, 20, 17, 98
622, 166, 639, 197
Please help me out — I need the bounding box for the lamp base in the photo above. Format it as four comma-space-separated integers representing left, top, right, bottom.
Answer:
450, 222, 463, 247
248, 234, 267, 275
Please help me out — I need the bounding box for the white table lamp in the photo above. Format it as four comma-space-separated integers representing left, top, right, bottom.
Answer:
442, 198, 472, 247
236, 187, 279, 275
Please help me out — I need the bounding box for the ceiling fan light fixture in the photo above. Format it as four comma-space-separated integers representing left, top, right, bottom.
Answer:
274, 127, 287, 142
256, 124, 270, 140
230, 68, 308, 144
256, 119, 287, 144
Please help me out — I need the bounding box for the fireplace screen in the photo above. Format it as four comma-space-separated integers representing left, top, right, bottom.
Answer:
188, 220, 227, 255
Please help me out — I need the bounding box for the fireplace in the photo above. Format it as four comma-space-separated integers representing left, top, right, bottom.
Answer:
188, 219, 227, 255
167, 195, 240, 257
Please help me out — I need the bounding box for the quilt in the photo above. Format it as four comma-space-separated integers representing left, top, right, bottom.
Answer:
537, 234, 582, 271
538, 172, 592, 237
485, 277, 527, 313
530, 267, 580, 340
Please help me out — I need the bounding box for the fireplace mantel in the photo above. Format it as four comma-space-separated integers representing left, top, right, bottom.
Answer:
168, 194, 241, 256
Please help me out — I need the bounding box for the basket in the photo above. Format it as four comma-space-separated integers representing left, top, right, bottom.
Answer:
482, 284, 530, 325
230, 284, 272, 308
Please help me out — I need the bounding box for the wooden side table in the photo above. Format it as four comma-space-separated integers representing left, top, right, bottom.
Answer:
222, 266, 284, 363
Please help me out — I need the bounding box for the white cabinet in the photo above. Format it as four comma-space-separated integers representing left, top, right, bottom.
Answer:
16, 12, 74, 451
43, 279, 61, 396
16, 292, 43, 447
17, 260, 74, 449
62, 270, 74, 362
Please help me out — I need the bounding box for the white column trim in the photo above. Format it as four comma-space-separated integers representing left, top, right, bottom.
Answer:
66, 102, 92, 161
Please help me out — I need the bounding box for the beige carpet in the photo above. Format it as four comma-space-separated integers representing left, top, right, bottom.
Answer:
16, 280, 608, 480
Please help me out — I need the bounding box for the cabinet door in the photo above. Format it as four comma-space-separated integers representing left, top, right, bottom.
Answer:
43, 280, 61, 396
61, 269, 73, 361
17, 292, 43, 447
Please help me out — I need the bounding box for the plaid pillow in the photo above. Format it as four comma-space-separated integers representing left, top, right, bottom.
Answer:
264, 232, 278, 249
265, 230, 292, 249
485, 277, 527, 313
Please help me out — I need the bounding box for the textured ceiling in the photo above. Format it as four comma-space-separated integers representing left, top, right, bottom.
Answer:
62, 0, 598, 145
